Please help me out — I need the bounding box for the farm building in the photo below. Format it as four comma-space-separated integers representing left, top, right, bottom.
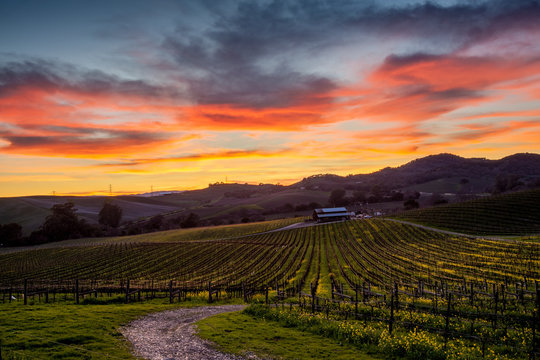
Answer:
313, 207, 354, 222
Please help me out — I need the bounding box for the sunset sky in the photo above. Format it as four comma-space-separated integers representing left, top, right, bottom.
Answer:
1, 0, 540, 197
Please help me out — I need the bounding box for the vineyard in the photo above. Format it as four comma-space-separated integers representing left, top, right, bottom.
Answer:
395, 188, 540, 236
1, 218, 539, 359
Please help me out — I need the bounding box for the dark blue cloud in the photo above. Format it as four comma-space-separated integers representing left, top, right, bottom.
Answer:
0, 57, 179, 98
159, 0, 540, 109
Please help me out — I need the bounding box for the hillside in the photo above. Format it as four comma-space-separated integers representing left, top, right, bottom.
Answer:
1, 218, 538, 359
394, 188, 540, 236
1, 218, 537, 285
2, 152, 540, 235
293, 153, 540, 192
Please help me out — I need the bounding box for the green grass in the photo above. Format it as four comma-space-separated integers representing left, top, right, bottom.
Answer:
0, 298, 242, 360
196, 310, 377, 360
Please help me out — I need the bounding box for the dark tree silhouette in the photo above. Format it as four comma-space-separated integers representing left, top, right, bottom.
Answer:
98, 202, 123, 228
0, 223, 22, 246
41, 202, 84, 241
404, 199, 420, 210
181, 213, 200, 228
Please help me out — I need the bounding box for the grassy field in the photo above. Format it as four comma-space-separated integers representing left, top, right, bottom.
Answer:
1, 203, 539, 359
0, 299, 182, 359
197, 309, 377, 360
395, 188, 540, 235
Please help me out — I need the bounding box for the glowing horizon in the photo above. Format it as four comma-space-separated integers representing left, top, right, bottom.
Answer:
2, 1, 540, 197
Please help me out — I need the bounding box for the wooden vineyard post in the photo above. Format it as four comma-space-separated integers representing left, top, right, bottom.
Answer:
169, 280, 173, 304
444, 293, 452, 350
362, 282, 366, 303
355, 285, 359, 319
24, 279, 28, 305
8, 284, 12, 304
208, 281, 212, 303
493, 289, 499, 329
75, 279, 79, 304
389, 290, 394, 335
311, 283, 315, 313
265, 286, 269, 306
125, 279, 130, 303
532, 289, 540, 359
394, 282, 399, 311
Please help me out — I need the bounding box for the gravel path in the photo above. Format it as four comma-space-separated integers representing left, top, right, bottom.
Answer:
121, 305, 248, 360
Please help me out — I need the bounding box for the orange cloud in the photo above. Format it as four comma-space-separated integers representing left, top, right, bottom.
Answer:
336, 53, 540, 124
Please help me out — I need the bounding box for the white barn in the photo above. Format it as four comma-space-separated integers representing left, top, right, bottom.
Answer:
312, 207, 354, 223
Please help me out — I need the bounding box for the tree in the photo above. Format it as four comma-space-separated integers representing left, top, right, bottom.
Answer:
181, 213, 200, 228
404, 199, 420, 210
0, 223, 22, 247
390, 191, 404, 201
430, 193, 448, 206
493, 174, 522, 194
98, 202, 123, 228
329, 189, 347, 206
146, 215, 164, 231
41, 202, 84, 241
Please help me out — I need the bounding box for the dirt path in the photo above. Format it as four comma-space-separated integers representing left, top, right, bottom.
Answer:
121, 305, 249, 360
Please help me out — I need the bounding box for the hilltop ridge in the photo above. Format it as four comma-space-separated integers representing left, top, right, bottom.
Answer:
2, 152, 540, 235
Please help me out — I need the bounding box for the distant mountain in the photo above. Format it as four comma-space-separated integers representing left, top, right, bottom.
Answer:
2, 152, 540, 235
292, 153, 540, 193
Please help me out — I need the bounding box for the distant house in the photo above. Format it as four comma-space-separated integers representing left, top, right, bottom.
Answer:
313, 207, 354, 223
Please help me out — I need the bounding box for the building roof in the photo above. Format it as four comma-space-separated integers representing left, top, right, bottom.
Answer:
314, 207, 348, 214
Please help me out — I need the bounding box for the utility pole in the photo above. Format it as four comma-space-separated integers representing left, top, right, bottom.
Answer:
109, 184, 112, 196
151, 185, 153, 196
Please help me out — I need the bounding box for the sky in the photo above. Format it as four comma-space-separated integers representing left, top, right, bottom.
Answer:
1, 0, 540, 197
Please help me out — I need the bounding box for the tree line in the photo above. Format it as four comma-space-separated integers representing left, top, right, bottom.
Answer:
0, 202, 202, 247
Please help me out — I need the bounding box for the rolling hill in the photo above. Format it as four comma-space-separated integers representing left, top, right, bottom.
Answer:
394, 188, 540, 236
2, 152, 540, 235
